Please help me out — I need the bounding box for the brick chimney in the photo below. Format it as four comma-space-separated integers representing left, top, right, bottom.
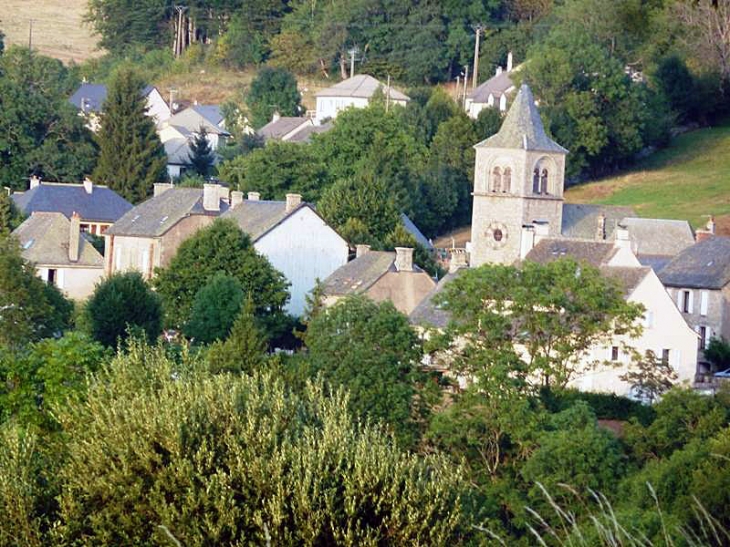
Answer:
394, 247, 414, 272
285, 193, 302, 213
230, 191, 244, 209
154, 183, 174, 197
596, 213, 606, 240
30, 175, 41, 189
83, 176, 93, 194
203, 183, 220, 212
69, 212, 81, 263
247, 191, 260, 201
356, 244, 371, 258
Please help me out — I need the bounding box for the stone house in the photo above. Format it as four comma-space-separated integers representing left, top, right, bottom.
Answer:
257, 113, 333, 144
658, 236, 730, 374
14, 212, 104, 300
321, 246, 436, 315
314, 74, 409, 125
465, 52, 516, 118
11, 176, 133, 235
69, 83, 171, 131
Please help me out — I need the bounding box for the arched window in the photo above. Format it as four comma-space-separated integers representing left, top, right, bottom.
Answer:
540, 169, 549, 194
492, 167, 502, 193
532, 168, 540, 194
502, 168, 511, 193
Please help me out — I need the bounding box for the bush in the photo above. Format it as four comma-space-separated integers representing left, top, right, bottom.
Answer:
85, 271, 163, 347
184, 272, 244, 344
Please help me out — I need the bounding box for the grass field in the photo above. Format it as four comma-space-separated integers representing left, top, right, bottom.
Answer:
3, 0, 103, 63
565, 122, 730, 231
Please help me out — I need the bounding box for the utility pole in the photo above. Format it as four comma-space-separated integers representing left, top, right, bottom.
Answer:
174, 6, 188, 58
348, 47, 359, 78
28, 19, 35, 50
472, 24, 483, 90
463, 65, 469, 108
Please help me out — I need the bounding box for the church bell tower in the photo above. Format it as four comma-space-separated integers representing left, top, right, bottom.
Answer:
469, 84, 568, 267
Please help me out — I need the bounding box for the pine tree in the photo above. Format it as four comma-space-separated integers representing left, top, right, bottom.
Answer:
0, 191, 15, 234
206, 298, 268, 374
92, 67, 167, 203
187, 125, 215, 178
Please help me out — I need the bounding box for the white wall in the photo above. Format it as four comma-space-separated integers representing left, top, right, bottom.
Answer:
254, 207, 349, 316
569, 270, 698, 397
315, 96, 370, 124
37, 266, 104, 300
146, 88, 172, 127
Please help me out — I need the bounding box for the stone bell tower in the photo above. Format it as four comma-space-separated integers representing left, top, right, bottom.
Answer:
469, 84, 568, 267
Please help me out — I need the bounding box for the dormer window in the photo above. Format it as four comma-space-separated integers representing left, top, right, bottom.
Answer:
492, 167, 502, 192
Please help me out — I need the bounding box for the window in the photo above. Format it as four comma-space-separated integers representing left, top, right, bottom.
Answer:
492, 167, 502, 192
540, 169, 549, 194
47, 269, 56, 285
661, 349, 670, 365
644, 311, 654, 329
611, 346, 619, 361
503, 168, 511, 193
699, 326, 707, 350
681, 290, 692, 313
532, 168, 540, 193
700, 290, 709, 316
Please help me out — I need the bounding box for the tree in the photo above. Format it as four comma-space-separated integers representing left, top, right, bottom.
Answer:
186, 125, 215, 178
705, 337, 730, 371
48, 341, 468, 544
92, 66, 167, 203
246, 67, 301, 129
85, 0, 170, 53
436, 259, 644, 390
184, 272, 244, 344
206, 299, 268, 374
301, 295, 424, 446
84, 271, 163, 348
153, 219, 290, 336
0, 191, 22, 234
674, 0, 730, 87
0, 235, 72, 348
620, 349, 678, 403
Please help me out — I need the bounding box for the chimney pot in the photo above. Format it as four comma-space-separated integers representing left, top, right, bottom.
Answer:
154, 182, 174, 197
394, 247, 414, 272
30, 175, 41, 189
203, 183, 221, 212
69, 212, 81, 263
231, 191, 244, 209
247, 191, 260, 201
285, 193, 302, 213
83, 177, 93, 194
355, 244, 371, 258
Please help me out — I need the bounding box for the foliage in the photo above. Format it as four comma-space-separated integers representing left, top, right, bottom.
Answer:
48, 341, 468, 544
0, 190, 23, 233
620, 349, 678, 403
541, 388, 655, 425
186, 125, 215, 178
706, 337, 730, 371
84, 271, 162, 348
85, 0, 171, 54
206, 298, 268, 374
0, 235, 72, 348
301, 295, 425, 447
246, 67, 301, 129
153, 219, 290, 337
92, 66, 167, 203
0, 48, 97, 191
437, 259, 644, 390
184, 272, 244, 345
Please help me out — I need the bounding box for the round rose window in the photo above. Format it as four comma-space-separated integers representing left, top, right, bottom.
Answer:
493, 229, 503, 242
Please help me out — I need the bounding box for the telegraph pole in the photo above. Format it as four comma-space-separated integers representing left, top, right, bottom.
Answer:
28, 19, 35, 50
348, 47, 359, 78
174, 6, 188, 58
472, 24, 483, 90
463, 65, 469, 108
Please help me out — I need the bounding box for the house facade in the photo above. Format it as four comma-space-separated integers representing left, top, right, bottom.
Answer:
465, 53, 516, 118
69, 83, 171, 131
314, 74, 409, 125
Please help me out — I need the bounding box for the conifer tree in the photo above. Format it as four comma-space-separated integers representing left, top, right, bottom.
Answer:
187, 125, 215, 178
206, 297, 268, 374
92, 67, 167, 203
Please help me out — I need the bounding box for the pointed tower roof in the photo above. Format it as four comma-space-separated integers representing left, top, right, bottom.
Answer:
475, 84, 568, 154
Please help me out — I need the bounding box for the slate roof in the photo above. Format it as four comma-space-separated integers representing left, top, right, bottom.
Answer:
658, 236, 730, 290
468, 70, 515, 103
409, 270, 463, 329
69, 83, 155, 113
561, 203, 636, 240
258, 117, 311, 141
106, 188, 228, 237
11, 182, 133, 223
286, 122, 333, 143
167, 105, 228, 135
222, 200, 305, 241
14, 213, 103, 268
316, 74, 410, 101
475, 84, 567, 154
600, 266, 650, 297
164, 138, 191, 165
401, 213, 433, 250
620, 217, 695, 257
321, 251, 396, 296
525, 238, 619, 267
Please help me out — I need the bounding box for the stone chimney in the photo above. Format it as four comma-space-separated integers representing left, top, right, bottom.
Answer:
285, 193, 302, 213
533, 220, 550, 242
69, 212, 81, 263
449, 249, 468, 272
356, 244, 371, 259
203, 183, 220, 212
520, 225, 536, 259
394, 247, 414, 272
614, 224, 631, 249
272, 110, 281, 123
230, 191, 244, 209
154, 183, 174, 197
218, 185, 230, 203
596, 213, 606, 240
507, 51, 513, 72
496, 66, 503, 76
30, 175, 41, 189
247, 191, 261, 201
83, 176, 93, 194
696, 216, 716, 242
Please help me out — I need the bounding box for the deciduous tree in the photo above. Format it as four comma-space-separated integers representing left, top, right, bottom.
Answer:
246, 67, 301, 129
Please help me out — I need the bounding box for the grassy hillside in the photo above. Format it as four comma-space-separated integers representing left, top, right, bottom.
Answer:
3, 0, 102, 63
565, 121, 730, 232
